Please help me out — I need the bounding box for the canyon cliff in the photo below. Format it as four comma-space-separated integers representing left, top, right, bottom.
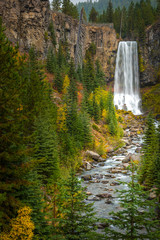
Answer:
140, 18, 160, 87
0, 0, 159, 86
0, 0, 118, 80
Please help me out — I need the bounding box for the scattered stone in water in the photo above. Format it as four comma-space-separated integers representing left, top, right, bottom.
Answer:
86, 192, 92, 195
98, 157, 106, 162
110, 181, 120, 186
105, 174, 112, 178
105, 199, 112, 204
87, 196, 101, 201
97, 222, 109, 229
96, 193, 112, 198
99, 163, 105, 167
81, 175, 92, 181
89, 180, 100, 183
101, 180, 109, 184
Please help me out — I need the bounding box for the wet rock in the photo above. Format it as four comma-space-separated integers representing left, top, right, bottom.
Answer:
149, 188, 158, 200
101, 180, 109, 184
122, 153, 132, 163
121, 170, 128, 174
88, 196, 101, 201
83, 161, 92, 170
98, 157, 106, 162
89, 180, 100, 183
105, 174, 112, 178
99, 163, 105, 167
105, 199, 112, 204
86, 192, 92, 195
85, 150, 100, 161
122, 163, 129, 169
130, 153, 141, 162
96, 193, 112, 198
110, 181, 120, 186
122, 139, 130, 146
135, 147, 141, 153
81, 175, 92, 181
97, 222, 109, 229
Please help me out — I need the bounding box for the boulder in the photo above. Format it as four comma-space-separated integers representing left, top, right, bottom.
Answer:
87, 196, 101, 201
85, 150, 100, 161
84, 161, 92, 170
81, 175, 92, 181
135, 147, 141, 153
101, 180, 109, 184
122, 153, 132, 163
98, 157, 106, 162
105, 199, 112, 204
96, 193, 112, 198
110, 181, 120, 186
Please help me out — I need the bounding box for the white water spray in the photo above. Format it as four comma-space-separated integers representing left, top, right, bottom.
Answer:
114, 41, 141, 115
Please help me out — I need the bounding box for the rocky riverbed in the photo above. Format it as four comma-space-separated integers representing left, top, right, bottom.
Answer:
79, 127, 143, 221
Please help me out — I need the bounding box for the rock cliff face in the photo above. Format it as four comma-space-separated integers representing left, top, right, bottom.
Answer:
140, 19, 160, 87
52, 12, 118, 79
0, 1, 118, 78
0, 0, 50, 56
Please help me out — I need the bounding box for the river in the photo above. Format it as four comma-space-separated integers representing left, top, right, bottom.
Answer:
80, 128, 143, 220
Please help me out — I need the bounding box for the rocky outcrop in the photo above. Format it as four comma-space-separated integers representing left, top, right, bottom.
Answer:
140, 18, 160, 87
0, 0, 51, 55
52, 12, 118, 79
0, 1, 118, 77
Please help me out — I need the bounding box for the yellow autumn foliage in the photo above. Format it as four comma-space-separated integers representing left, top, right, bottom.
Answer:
63, 75, 70, 94
0, 206, 35, 240
57, 104, 67, 132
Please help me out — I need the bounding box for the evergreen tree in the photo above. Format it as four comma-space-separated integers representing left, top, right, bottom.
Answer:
0, 19, 29, 231
48, 21, 56, 46
46, 46, 56, 74
106, 0, 114, 22
157, 0, 160, 17
68, 60, 77, 103
89, 7, 98, 22
62, 0, 79, 19
52, 0, 62, 11
57, 169, 102, 240
139, 115, 158, 187
105, 163, 160, 239
34, 106, 60, 185
95, 59, 105, 87
92, 94, 101, 123
106, 90, 118, 135
54, 67, 63, 92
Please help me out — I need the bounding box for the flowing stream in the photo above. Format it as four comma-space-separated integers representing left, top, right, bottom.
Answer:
114, 41, 141, 115
80, 130, 143, 220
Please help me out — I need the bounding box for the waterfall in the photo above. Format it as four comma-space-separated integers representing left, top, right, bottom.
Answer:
114, 41, 142, 115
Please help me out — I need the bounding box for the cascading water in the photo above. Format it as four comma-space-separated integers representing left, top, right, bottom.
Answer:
114, 41, 142, 115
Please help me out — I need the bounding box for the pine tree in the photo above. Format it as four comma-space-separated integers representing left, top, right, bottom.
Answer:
0, 19, 30, 231
89, 7, 98, 22
57, 169, 102, 240
62, 0, 79, 19
48, 21, 56, 46
34, 106, 60, 185
95, 59, 105, 87
46, 47, 56, 74
106, 0, 113, 23
106, 90, 118, 135
105, 163, 160, 239
92, 93, 101, 123
52, 0, 62, 11
54, 67, 63, 92
139, 115, 158, 187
